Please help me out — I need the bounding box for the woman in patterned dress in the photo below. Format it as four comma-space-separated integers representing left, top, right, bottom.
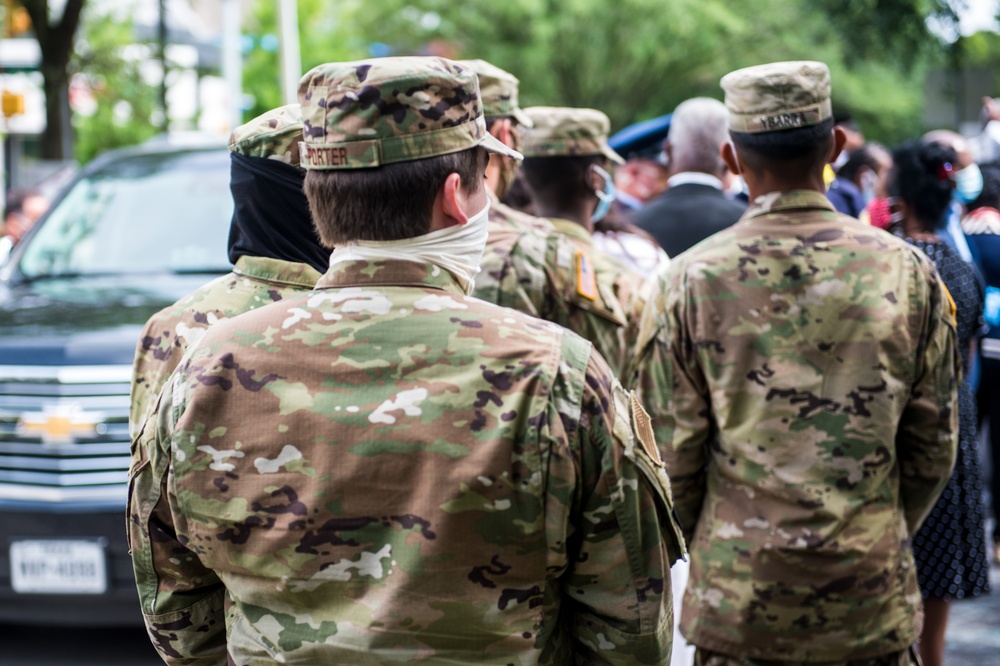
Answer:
887, 139, 991, 666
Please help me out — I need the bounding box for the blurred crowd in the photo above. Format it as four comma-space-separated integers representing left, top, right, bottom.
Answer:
122, 56, 992, 666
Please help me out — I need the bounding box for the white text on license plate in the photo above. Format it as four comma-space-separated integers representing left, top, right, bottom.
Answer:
10, 539, 107, 594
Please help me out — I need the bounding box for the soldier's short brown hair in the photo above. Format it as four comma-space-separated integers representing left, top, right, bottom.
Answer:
304, 147, 482, 246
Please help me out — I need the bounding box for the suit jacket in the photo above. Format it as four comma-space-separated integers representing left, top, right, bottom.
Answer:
630, 182, 746, 258
826, 176, 865, 218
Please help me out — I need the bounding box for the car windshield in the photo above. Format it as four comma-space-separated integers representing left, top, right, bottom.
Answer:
18, 149, 233, 279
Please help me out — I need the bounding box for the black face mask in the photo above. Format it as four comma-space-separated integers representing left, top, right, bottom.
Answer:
227, 152, 330, 274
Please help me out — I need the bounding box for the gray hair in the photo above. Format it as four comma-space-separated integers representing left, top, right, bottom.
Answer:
668, 97, 729, 175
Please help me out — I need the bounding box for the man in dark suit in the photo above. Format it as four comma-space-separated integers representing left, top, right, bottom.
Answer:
630, 97, 746, 258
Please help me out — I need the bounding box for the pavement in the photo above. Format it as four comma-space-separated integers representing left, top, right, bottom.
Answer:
944, 558, 1000, 664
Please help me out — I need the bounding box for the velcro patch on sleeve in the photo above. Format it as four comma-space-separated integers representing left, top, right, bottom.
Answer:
576, 250, 598, 301
631, 392, 664, 468
942, 283, 958, 327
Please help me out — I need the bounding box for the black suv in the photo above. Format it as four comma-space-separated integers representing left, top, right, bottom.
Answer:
0, 138, 232, 625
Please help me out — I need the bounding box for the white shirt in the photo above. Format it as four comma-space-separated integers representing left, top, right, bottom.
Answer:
666, 171, 724, 190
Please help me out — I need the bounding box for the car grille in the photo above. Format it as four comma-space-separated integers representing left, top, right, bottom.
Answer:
0, 365, 132, 504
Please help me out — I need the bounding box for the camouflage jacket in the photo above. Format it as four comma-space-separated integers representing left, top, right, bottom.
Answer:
130, 256, 322, 436
128, 258, 685, 666
631, 191, 959, 661
486, 190, 556, 234
474, 212, 643, 380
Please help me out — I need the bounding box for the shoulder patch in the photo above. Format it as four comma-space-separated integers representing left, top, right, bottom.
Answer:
942, 283, 957, 327
575, 250, 598, 301
631, 392, 664, 468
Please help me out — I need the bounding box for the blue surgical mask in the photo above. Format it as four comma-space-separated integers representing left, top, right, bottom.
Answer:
591, 165, 616, 223
955, 163, 983, 204
859, 170, 878, 205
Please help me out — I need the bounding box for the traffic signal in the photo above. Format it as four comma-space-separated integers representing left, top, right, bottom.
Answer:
2, 90, 25, 117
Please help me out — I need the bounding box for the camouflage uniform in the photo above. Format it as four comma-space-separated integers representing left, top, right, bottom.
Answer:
631, 63, 960, 664
474, 103, 645, 378
229, 103, 304, 164
129, 106, 320, 436
475, 214, 638, 377
129, 106, 319, 436
129, 57, 684, 666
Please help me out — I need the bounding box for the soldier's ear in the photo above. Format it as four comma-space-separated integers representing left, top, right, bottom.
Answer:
490, 118, 513, 147
721, 141, 742, 177
433, 172, 470, 231
828, 126, 848, 165
662, 139, 673, 167
587, 162, 606, 195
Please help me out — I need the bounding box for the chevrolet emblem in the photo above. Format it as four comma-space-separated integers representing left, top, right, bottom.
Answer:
16, 405, 105, 445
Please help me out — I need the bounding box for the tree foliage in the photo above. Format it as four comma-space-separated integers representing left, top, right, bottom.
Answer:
806, 0, 959, 69
15, 0, 967, 161
242, 0, 361, 121
242, 0, 955, 146
70, 5, 159, 164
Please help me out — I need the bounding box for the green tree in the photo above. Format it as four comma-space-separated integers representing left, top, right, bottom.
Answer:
55, 0, 953, 159
255, 0, 949, 145
958, 27, 1000, 93
325, 0, 746, 130
18, 0, 85, 160
241, 0, 360, 122
70, 5, 159, 164
807, 0, 960, 69
725, 0, 943, 143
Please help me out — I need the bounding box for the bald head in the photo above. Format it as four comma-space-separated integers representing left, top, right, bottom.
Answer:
667, 97, 729, 176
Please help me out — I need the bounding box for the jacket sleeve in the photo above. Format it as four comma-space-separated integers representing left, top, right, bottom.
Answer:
896, 264, 961, 535
630, 268, 711, 544
128, 364, 227, 666
556, 344, 685, 666
130, 316, 170, 441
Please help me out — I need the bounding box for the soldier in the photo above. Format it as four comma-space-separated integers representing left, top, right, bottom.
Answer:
507, 106, 648, 375
129, 104, 324, 434
463, 63, 638, 378
128, 56, 684, 665
455, 59, 549, 233
631, 61, 960, 664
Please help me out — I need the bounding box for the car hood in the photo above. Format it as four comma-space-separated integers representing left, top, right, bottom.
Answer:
0, 274, 223, 366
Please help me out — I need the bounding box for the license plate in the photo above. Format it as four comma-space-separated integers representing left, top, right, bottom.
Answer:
10, 539, 107, 594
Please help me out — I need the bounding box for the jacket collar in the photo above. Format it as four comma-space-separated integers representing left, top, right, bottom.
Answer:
315, 258, 466, 294
743, 190, 835, 221
548, 218, 593, 246
233, 256, 323, 288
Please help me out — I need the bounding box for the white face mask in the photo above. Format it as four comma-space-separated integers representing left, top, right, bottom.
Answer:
330, 199, 491, 295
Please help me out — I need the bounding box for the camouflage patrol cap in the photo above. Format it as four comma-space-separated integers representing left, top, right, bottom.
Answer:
456, 59, 533, 128
721, 61, 832, 134
228, 103, 304, 166
297, 57, 522, 170
520, 107, 624, 165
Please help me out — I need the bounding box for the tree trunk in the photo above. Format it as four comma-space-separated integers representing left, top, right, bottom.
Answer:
20, 0, 87, 161
38, 61, 71, 160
